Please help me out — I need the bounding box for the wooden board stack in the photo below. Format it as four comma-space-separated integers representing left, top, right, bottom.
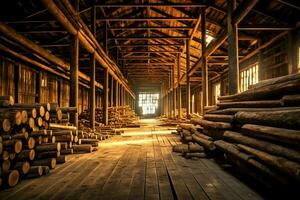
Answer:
191, 73, 300, 188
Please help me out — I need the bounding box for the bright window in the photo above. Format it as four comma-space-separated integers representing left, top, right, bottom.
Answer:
240, 64, 259, 92
206, 34, 214, 45
138, 92, 159, 115
214, 83, 221, 104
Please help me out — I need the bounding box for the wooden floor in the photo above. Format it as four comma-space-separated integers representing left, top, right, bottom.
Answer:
0, 119, 264, 200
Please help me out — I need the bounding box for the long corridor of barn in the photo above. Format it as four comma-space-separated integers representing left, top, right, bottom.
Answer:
0, 119, 265, 200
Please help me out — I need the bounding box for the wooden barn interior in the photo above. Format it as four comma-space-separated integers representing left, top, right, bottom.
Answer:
0, 0, 300, 199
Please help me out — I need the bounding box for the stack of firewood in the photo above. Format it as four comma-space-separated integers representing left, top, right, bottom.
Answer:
173, 123, 216, 159
79, 105, 139, 129
0, 97, 61, 187
0, 97, 98, 188
191, 73, 300, 188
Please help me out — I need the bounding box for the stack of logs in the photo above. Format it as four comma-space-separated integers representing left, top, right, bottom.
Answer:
0, 96, 98, 188
173, 123, 216, 159
191, 73, 300, 188
79, 105, 139, 128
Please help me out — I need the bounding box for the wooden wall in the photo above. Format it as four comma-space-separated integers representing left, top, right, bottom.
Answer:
0, 56, 101, 114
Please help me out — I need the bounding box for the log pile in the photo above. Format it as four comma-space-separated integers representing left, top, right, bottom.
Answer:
0, 97, 97, 188
191, 73, 300, 188
173, 123, 216, 159
79, 105, 139, 129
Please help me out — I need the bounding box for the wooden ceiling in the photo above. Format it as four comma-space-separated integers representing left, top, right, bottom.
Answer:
0, 0, 299, 89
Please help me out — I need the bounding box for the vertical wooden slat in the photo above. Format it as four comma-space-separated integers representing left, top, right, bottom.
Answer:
110, 76, 114, 106
177, 53, 182, 118
186, 39, 191, 118
201, 8, 208, 114
227, 0, 240, 95
14, 63, 19, 103
103, 68, 109, 125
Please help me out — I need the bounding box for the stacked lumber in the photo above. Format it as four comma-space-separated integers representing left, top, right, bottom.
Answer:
192, 73, 300, 188
173, 123, 216, 159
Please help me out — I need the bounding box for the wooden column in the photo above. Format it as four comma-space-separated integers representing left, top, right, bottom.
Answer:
104, 21, 108, 54
58, 79, 62, 106
35, 73, 42, 103
201, 8, 208, 114
288, 30, 298, 74
115, 81, 119, 107
186, 39, 191, 118
70, 34, 79, 128
177, 53, 182, 118
89, 5, 96, 130
103, 68, 109, 125
227, 0, 239, 95
172, 64, 176, 117
110, 76, 114, 106
14, 64, 19, 103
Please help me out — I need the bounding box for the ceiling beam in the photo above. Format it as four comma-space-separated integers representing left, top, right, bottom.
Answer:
97, 17, 197, 21
109, 36, 189, 40
238, 25, 294, 31
109, 26, 193, 30
95, 3, 206, 7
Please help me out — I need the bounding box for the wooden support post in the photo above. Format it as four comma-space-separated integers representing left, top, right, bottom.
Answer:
58, 79, 62, 106
227, 0, 239, 95
14, 64, 19, 103
172, 64, 176, 117
201, 8, 208, 114
288, 30, 298, 74
89, 53, 96, 130
35, 72, 42, 103
115, 81, 119, 107
103, 68, 109, 125
177, 53, 182, 118
110, 76, 114, 106
89, 5, 96, 130
186, 39, 191, 118
70, 34, 79, 128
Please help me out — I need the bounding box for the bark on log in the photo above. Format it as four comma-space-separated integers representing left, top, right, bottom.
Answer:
42, 166, 50, 175
57, 155, 67, 164
214, 140, 289, 184
60, 149, 73, 155
224, 131, 300, 162
55, 135, 73, 142
24, 166, 43, 178
235, 109, 300, 129
61, 107, 77, 113
32, 158, 56, 169
188, 143, 205, 152
191, 118, 231, 130
242, 124, 300, 147
50, 123, 77, 130
3, 140, 22, 153
209, 106, 300, 115
0, 110, 22, 125
237, 144, 300, 181
194, 132, 212, 141
184, 152, 207, 159
218, 78, 300, 102
72, 144, 92, 153
204, 114, 234, 123
217, 100, 282, 109
281, 95, 300, 106
192, 134, 216, 151
14, 161, 30, 175
17, 149, 35, 161
37, 151, 60, 159
36, 143, 61, 152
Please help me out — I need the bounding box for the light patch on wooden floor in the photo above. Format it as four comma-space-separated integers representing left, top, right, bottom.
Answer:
0, 119, 264, 200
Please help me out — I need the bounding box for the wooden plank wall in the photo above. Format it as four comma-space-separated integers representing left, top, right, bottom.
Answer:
0, 57, 14, 98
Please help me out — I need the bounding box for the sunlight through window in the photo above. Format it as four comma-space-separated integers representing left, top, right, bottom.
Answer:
138, 93, 159, 115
